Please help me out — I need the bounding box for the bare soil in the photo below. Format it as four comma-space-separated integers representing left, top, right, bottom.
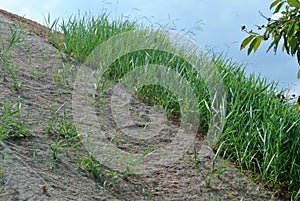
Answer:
0, 10, 286, 200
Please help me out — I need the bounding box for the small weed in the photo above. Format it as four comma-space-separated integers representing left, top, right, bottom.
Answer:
141, 187, 153, 201
7, 63, 23, 91
46, 104, 78, 161
119, 146, 154, 180
74, 138, 103, 178
47, 104, 78, 144
76, 152, 102, 178
49, 140, 62, 160
105, 169, 120, 183
209, 192, 216, 201
120, 155, 142, 180
211, 143, 230, 179
0, 97, 30, 139
54, 62, 77, 87
23, 42, 33, 52
190, 146, 214, 187
101, 181, 109, 200
0, 18, 24, 81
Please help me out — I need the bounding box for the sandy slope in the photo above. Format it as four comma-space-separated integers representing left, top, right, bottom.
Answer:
0, 10, 284, 200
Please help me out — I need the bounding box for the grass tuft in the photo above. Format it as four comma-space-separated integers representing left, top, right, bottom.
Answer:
0, 98, 30, 139
45, 11, 137, 62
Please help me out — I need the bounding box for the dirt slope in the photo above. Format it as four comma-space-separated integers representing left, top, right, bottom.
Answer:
0, 10, 284, 201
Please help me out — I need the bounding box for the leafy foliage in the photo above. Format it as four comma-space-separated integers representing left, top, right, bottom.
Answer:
240, 0, 300, 75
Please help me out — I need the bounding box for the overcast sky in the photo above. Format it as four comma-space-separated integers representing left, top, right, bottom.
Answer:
1, 0, 299, 94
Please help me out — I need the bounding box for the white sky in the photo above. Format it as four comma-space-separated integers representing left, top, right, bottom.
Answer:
1, 0, 299, 94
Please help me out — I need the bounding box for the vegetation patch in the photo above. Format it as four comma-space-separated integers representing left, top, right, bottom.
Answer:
0, 9, 298, 200
46, 12, 300, 199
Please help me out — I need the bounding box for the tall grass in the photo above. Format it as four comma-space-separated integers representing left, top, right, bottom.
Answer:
46, 12, 300, 200
107, 49, 211, 126
215, 56, 300, 199
45, 11, 137, 62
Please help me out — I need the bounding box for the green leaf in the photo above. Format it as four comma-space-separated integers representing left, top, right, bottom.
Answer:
248, 38, 258, 55
282, 35, 290, 54
253, 36, 263, 53
287, 0, 300, 8
297, 69, 300, 79
240, 35, 255, 50
266, 36, 281, 53
274, 2, 284, 13
297, 47, 300, 65
290, 37, 298, 55
287, 21, 296, 38
270, 0, 282, 9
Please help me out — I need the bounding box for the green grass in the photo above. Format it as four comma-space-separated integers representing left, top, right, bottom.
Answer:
76, 151, 103, 178
0, 18, 24, 89
45, 11, 137, 62
46, 11, 300, 200
214, 56, 300, 199
47, 104, 78, 143
0, 97, 30, 139
46, 104, 79, 161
